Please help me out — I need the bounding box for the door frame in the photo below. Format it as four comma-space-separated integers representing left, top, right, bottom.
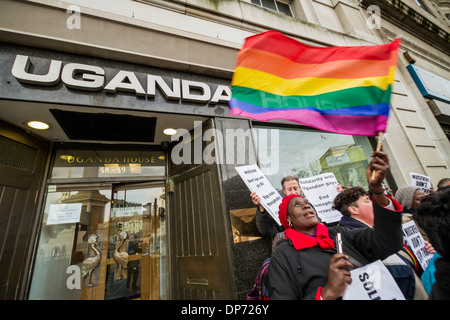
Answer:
167, 118, 236, 299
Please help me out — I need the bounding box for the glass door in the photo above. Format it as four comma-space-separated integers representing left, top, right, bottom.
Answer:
29, 183, 113, 300
29, 182, 167, 300
105, 182, 167, 300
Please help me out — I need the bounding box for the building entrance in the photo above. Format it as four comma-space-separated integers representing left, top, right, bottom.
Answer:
26, 118, 236, 300
27, 146, 169, 300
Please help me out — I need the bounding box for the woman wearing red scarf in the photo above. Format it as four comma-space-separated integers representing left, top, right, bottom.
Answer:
264, 150, 403, 300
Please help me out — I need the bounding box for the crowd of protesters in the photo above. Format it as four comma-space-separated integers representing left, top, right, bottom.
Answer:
249, 150, 450, 300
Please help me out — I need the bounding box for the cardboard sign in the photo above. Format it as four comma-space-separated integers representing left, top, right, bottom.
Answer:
402, 220, 434, 270
298, 173, 342, 224
410, 172, 431, 194
235, 164, 282, 226
47, 203, 82, 225
343, 259, 405, 300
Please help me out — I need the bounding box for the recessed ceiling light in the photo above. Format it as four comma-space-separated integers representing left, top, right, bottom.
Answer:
27, 121, 50, 130
163, 128, 177, 136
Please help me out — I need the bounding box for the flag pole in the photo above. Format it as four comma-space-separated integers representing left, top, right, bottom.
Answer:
371, 131, 384, 181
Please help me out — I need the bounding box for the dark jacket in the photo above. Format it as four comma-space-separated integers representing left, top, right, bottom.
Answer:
256, 191, 287, 238
338, 215, 370, 229
256, 208, 284, 238
338, 214, 417, 300
265, 198, 403, 300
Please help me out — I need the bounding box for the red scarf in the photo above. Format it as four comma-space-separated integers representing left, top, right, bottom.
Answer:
285, 223, 335, 251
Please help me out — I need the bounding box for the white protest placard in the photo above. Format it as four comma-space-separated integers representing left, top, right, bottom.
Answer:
235, 164, 282, 226
410, 172, 431, 194
298, 173, 342, 224
402, 220, 434, 270
343, 259, 405, 300
47, 203, 83, 225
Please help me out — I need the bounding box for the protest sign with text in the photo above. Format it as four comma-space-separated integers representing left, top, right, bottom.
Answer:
402, 220, 434, 270
235, 164, 282, 226
298, 173, 342, 223
410, 172, 431, 194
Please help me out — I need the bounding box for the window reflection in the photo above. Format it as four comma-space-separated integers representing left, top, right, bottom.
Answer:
105, 186, 167, 300
29, 185, 167, 300
29, 187, 111, 300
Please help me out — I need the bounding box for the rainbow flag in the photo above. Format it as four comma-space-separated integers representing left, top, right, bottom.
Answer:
229, 31, 401, 136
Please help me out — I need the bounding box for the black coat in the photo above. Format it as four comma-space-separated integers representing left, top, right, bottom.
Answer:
256, 209, 284, 238
265, 199, 403, 300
